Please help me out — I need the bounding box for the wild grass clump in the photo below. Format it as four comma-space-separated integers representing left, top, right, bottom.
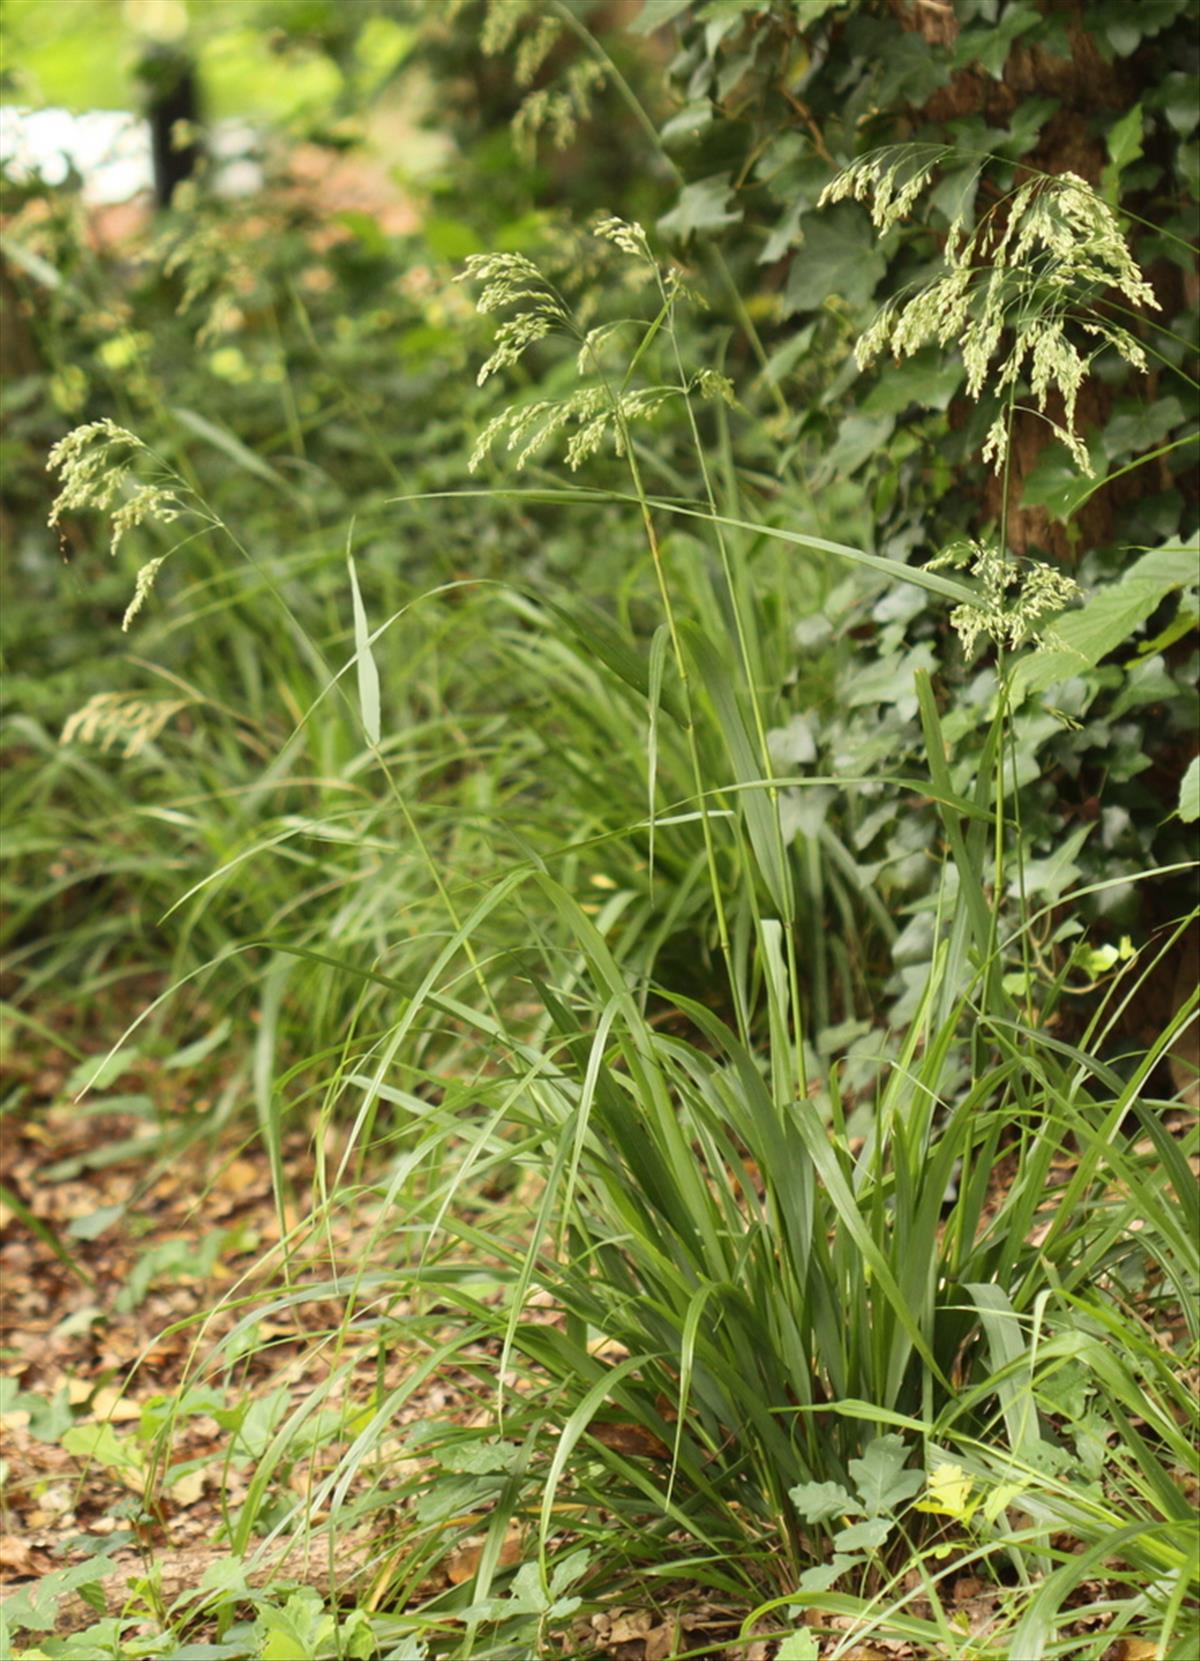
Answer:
5, 116, 1196, 1661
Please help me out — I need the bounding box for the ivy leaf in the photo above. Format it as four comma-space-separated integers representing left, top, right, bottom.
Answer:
1103, 103, 1144, 201
1020, 442, 1099, 521
658, 174, 743, 242
965, 2, 1041, 77
1179, 756, 1200, 823
793, 0, 841, 22
848, 1434, 922, 1514
820, 413, 895, 480
1018, 822, 1094, 903
862, 354, 963, 414
784, 204, 886, 312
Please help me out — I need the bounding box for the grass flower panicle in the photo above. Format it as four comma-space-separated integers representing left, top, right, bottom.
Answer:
823, 155, 1159, 475
461, 221, 714, 474
60, 690, 190, 757
47, 419, 188, 627
930, 538, 1082, 656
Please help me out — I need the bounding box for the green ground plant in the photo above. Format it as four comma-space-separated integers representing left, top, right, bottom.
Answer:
1, 5, 1197, 1658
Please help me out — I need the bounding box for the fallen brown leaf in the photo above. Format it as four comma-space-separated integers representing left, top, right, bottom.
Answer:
609, 1610, 653, 1643
87, 1385, 142, 1423
0, 1536, 52, 1579
445, 1524, 524, 1585
590, 1422, 671, 1460
645, 1620, 678, 1661
168, 1468, 207, 1507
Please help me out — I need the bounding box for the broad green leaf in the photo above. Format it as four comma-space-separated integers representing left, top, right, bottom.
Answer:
439, 1439, 523, 1474
821, 413, 895, 480
785, 204, 886, 311
1009, 542, 1199, 703
549, 1549, 591, 1597
795, 1556, 856, 1594
67, 1204, 124, 1241
381, 1641, 427, 1661
777, 1630, 821, 1659
0, 1558, 113, 1634
862, 355, 963, 413
1104, 104, 1144, 200
66, 1048, 138, 1095
658, 174, 743, 241
1020, 444, 1098, 520
788, 1479, 857, 1524
258, 1591, 331, 1661
1019, 821, 1093, 902
423, 217, 483, 260
847, 1434, 923, 1514
916, 1462, 976, 1519
832, 1516, 892, 1551
62, 1421, 142, 1472
509, 1561, 549, 1612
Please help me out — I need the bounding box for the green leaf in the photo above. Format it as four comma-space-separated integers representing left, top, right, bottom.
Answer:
658, 174, 743, 241
795, 1555, 857, 1593
832, 1516, 892, 1551
1019, 822, 1093, 903
631, 0, 693, 33
62, 1422, 142, 1472
1020, 444, 1098, 521
549, 1549, 591, 1598
347, 548, 381, 747
788, 1479, 857, 1524
258, 1590, 332, 1661
423, 217, 483, 261
785, 204, 886, 312
163, 1018, 232, 1070
1103, 103, 1144, 201
67, 1204, 124, 1241
847, 1434, 923, 1513
683, 622, 793, 916
1009, 542, 1200, 703
777, 1630, 821, 1659
439, 1439, 523, 1474
661, 101, 713, 145
169, 407, 287, 489
821, 413, 895, 480
0, 1559, 113, 1634
862, 355, 963, 414
381, 1641, 427, 1661
66, 1048, 138, 1095
1179, 756, 1200, 823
